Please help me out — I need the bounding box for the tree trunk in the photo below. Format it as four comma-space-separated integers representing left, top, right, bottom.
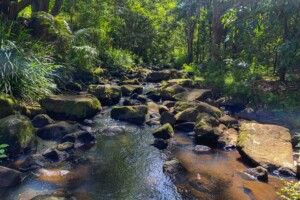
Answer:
211, 0, 224, 62
51, 0, 63, 16
187, 29, 195, 64
32, 0, 50, 12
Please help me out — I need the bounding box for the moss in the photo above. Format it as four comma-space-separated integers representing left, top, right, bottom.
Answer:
152, 123, 174, 139
0, 95, 16, 119
111, 105, 149, 124
0, 115, 36, 155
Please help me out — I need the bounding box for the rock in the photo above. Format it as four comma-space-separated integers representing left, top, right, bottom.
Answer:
237, 122, 295, 172
173, 89, 212, 102
237, 108, 258, 121
193, 145, 212, 153
41, 94, 101, 121
65, 82, 82, 92
217, 128, 238, 150
147, 93, 161, 102
162, 101, 176, 108
121, 85, 143, 96
31, 195, 67, 200
151, 139, 168, 150
37, 121, 80, 140
0, 166, 23, 187
147, 102, 160, 118
195, 102, 222, 118
160, 85, 187, 100
111, 105, 149, 125
57, 142, 74, 151
123, 98, 138, 106
174, 101, 199, 111
174, 122, 195, 132
0, 95, 15, 119
19, 154, 46, 171
21, 104, 44, 119
62, 131, 95, 144
146, 69, 183, 82
136, 95, 148, 103
43, 148, 70, 162
160, 111, 176, 126
120, 78, 140, 85
194, 113, 220, 144
88, 85, 121, 106
219, 115, 238, 127
163, 159, 185, 176
167, 79, 194, 87
152, 123, 174, 139
146, 119, 161, 126
82, 119, 96, 126
0, 115, 36, 155
216, 96, 246, 113
175, 108, 200, 123
32, 114, 55, 128
297, 163, 300, 178
158, 105, 169, 114
245, 166, 268, 182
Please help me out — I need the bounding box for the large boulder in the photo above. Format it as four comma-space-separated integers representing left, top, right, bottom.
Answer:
121, 85, 143, 96
0, 166, 23, 187
111, 105, 149, 124
174, 101, 222, 118
37, 121, 80, 140
194, 113, 220, 144
32, 114, 55, 128
41, 94, 101, 121
146, 69, 183, 82
0, 115, 36, 155
237, 122, 295, 172
152, 123, 174, 139
173, 89, 212, 102
160, 85, 187, 100
88, 85, 121, 106
175, 108, 200, 123
0, 95, 15, 119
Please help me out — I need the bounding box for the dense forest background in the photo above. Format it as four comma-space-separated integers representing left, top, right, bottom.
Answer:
0, 0, 299, 109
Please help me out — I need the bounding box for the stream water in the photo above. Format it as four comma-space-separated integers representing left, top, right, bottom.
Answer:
0, 84, 292, 200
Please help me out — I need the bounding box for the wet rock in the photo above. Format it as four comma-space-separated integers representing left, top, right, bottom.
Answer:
111, 105, 149, 125
160, 85, 187, 100
37, 121, 80, 140
146, 119, 161, 126
160, 111, 176, 126
121, 85, 143, 96
158, 105, 169, 114
217, 128, 238, 150
297, 163, 300, 178
151, 139, 168, 150
291, 129, 300, 148
19, 154, 47, 171
57, 142, 74, 151
136, 95, 148, 103
62, 130, 95, 144
0, 115, 36, 156
0, 166, 23, 187
278, 167, 296, 177
173, 89, 212, 102
219, 115, 238, 127
193, 145, 212, 153
174, 122, 195, 132
147, 93, 161, 102
43, 148, 70, 162
167, 79, 194, 87
216, 96, 246, 113
245, 166, 268, 181
41, 94, 101, 121
31, 195, 67, 200
147, 102, 160, 118
120, 78, 140, 85
0, 95, 15, 119
175, 108, 200, 123
194, 113, 220, 144
32, 114, 55, 128
82, 119, 96, 126
237, 108, 258, 121
88, 85, 121, 106
123, 98, 139, 106
102, 126, 126, 136
21, 104, 45, 119
195, 102, 222, 118
146, 69, 183, 82
152, 123, 174, 139
163, 159, 185, 177
237, 122, 295, 172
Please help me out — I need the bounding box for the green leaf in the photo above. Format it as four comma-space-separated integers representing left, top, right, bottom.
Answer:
0, 144, 9, 148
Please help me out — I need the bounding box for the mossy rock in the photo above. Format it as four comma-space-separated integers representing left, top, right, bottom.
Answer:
121, 85, 143, 96
21, 103, 45, 119
0, 115, 36, 156
0, 95, 16, 119
175, 108, 200, 123
111, 105, 149, 125
194, 113, 220, 144
146, 69, 183, 82
160, 85, 187, 100
41, 94, 101, 121
88, 85, 121, 106
173, 89, 212, 102
120, 78, 140, 85
65, 82, 83, 92
152, 123, 174, 139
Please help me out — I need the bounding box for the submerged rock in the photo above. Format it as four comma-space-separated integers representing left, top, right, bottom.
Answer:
0, 115, 36, 155
237, 122, 295, 172
88, 85, 121, 106
0, 95, 15, 119
152, 123, 174, 139
193, 145, 212, 153
174, 122, 195, 132
37, 121, 80, 140
163, 159, 186, 177
41, 94, 101, 121
19, 154, 47, 171
0, 166, 23, 187
111, 105, 149, 124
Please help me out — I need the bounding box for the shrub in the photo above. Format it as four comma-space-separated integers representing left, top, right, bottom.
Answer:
277, 181, 300, 200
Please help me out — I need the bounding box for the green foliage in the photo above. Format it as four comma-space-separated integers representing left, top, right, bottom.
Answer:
0, 144, 9, 159
277, 181, 300, 200
104, 48, 135, 73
